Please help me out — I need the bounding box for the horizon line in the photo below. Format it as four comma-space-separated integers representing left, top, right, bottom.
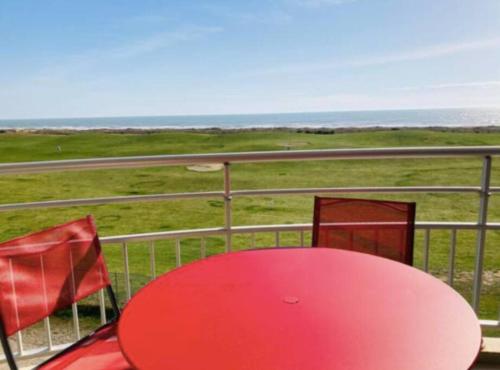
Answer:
1, 105, 499, 121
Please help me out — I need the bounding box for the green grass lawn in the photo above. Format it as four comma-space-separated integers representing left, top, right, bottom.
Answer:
0, 128, 499, 338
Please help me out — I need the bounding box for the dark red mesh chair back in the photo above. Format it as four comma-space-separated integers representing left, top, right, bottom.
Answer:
0, 216, 111, 336
312, 197, 416, 265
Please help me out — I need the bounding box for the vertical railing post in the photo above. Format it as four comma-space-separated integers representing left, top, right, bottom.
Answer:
223, 162, 232, 252
200, 238, 207, 258
472, 155, 492, 312
149, 241, 156, 280
175, 239, 182, 267
98, 289, 107, 325
447, 229, 457, 287
423, 229, 430, 272
122, 242, 132, 301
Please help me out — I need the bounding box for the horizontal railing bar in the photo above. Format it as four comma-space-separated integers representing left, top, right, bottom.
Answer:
480, 319, 500, 328
233, 186, 481, 196
0, 343, 70, 362
100, 222, 500, 244
242, 222, 500, 231
416, 222, 500, 230
490, 187, 500, 193
1, 146, 500, 174
101, 227, 227, 243
230, 224, 311, 234
0, 191, 223, 212
0, 186, 484, 212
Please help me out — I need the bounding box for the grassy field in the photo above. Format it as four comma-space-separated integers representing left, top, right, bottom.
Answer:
0, 128, 499, 340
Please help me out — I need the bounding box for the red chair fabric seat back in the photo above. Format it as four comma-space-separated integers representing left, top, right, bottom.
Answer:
0, 216, 111, 336
312, 197, 416, 265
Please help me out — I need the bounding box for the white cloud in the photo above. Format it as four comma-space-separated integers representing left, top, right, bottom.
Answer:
395, 81, 500, 91
251, 37, 500, 76
258, 89, 500, 112
3, 79, 500, 119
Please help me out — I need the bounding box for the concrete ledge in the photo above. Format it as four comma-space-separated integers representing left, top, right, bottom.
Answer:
477, 337, 500, 365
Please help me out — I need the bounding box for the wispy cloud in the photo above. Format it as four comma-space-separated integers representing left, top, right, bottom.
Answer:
112, 14, 175, 27
395, 81, 500, 91
201, 5, 292, 26
35, 25, 222, 81
122, 14, 172, 24
292, 0, 357, 8
228, 11, 292, 25
108, 26, 222, 58
251, 37, 500, 76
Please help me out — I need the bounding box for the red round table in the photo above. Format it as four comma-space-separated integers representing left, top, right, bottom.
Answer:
118, 248, 481, 370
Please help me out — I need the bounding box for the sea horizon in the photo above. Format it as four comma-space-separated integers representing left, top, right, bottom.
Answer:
1, 107, 500, 130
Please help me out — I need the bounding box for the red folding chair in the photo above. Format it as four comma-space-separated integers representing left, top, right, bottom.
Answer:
0, 216, 131, 370
312, 197, 416, 265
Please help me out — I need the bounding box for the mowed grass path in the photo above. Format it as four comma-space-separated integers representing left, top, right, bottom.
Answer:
0, 129, 499, 335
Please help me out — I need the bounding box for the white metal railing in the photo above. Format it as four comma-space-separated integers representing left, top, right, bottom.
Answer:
1, 146, 500, 364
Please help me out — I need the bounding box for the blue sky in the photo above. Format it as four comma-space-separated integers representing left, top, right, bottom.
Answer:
1, 0, 500, 119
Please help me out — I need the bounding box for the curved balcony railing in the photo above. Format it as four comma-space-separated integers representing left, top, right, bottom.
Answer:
1, 146, 500, 364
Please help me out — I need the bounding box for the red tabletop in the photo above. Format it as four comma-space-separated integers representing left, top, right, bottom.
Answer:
118, 248, 481, 370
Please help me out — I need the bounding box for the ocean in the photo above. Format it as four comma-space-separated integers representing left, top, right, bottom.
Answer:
1, 108, 500, 130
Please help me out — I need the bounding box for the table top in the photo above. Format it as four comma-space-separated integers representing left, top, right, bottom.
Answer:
118, 248, 481, 370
